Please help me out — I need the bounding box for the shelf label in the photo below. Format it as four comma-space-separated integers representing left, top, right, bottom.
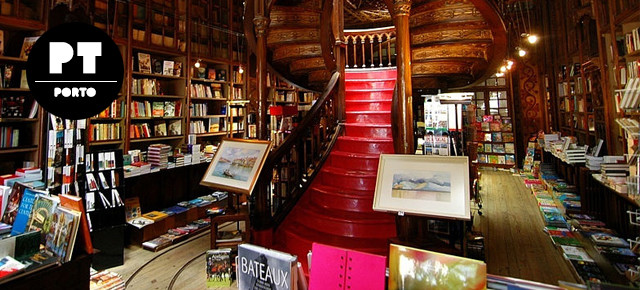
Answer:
26, 22, 124, 120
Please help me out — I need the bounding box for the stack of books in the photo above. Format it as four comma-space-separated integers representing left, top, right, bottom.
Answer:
147, 144, 172, 169
586, 155, 604, 171
563, 145, 587, 164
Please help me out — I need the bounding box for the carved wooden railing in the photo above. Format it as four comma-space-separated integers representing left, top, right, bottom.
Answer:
345, 26, 396, 68
250, 71, 342, 230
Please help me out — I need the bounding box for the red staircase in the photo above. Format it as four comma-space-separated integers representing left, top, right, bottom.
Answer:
274, 68, 397, 271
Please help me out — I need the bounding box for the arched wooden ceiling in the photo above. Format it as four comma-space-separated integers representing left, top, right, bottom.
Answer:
259, 0, 506, 90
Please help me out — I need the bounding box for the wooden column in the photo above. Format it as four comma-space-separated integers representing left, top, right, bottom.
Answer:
333, 0, 346, 122
393, 0, 414, 154
254, 14, 269, 140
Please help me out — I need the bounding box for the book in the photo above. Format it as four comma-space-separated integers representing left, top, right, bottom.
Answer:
237, 243, 297, 290
207, 68, 216, 80
152, 102, 164, 117
0, 256, 25, 279
389, 244, 486, 289
124, 197, 141, 221
154, 121, 167, 136
26, 193, 59, 241
561, 245, 593, 262
0, 30, 3, 55
0, 185, 10, 218
142, 211, 168, 221
590, 232, 629, 248
19, 36, 39, 59
206, 248, 233, 287
59, 194, 93, 254
9, 188, 37, 236
44, 206, 81, 262
216, 230, 243, 243
168, 120, 181, 136
309, 242, 386, 290
138, 52, 151, 73
142, 236, 172, 251
164, 101, 176, 117
128, 217, 154, 229
163, 60, 174, 76
0, 222, 10, 235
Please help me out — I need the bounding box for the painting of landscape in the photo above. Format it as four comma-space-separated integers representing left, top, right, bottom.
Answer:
211, 147, 260, 182
391, 171, 451, 202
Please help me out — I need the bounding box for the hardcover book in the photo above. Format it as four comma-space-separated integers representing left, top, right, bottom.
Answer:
9, 188, 37, 236
19, 36, 39, 59
0, 255, 25, 279
168, 120, 181, 136
59, 194, 93, 254
590, 232, 629, 248
154, 121, 167, 136
26, 193, 59, 240
237, 243, 297, 290
163, 60, 174, 76
309, 242, 386, 290
1, 182, 28, 225
142, 211, 168, 221
138, 52, 151, 73
388, 244, 486, 290
45, 206, 81, 262
164, 101, 176, 117
561, 245, 593, 262
206, 248, 233, 287
152, 102, 164, 117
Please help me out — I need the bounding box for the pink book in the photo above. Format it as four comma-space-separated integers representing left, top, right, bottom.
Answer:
309, 242, 386, 290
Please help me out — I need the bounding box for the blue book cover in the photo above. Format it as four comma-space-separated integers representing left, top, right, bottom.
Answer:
10, 188, 37, 236
163, 205, 188, 216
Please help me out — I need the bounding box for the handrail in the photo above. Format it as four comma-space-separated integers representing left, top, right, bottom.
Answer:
344, 26, 396, 68
250, 71, 341, 230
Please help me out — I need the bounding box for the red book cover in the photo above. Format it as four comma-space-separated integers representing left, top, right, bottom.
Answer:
59, 194, 93, 254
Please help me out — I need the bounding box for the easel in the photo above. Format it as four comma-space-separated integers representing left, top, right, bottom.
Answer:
209, 191, 251, 249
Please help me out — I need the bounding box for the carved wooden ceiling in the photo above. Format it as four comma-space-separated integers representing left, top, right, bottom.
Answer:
263, 0, 506, 90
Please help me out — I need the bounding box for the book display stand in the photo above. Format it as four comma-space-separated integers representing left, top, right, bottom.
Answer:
209, 192, 250, 249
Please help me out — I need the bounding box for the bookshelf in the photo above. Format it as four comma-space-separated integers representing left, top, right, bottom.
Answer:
128, 48, 187, 150
0, 12, 44, 175
469, 76, 517, 167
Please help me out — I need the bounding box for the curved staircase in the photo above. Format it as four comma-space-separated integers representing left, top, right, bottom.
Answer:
275, 67, 397, 271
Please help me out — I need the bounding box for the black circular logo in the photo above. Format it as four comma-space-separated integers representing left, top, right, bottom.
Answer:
26, 22, 124, 120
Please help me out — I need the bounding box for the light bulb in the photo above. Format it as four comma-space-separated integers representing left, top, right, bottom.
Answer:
527, 34, 538, 44
517, 48, 527, 57
495, 72, 505, 77
507, 60, 514, 69
194, 60, 201, 68
238, 66, 244, 74
500, 66, 507, 72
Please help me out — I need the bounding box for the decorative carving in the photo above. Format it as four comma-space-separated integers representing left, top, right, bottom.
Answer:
412, 29, 492, 45
267, 28, 320, 45
290, 57, 326, 73
394, 0, 411, 16
412, 43, 489, 60
410, 6, 481, 27
518, 59, 544, 142
254, 16, 271, 36
270, 9, 321, 27
272, 44, 322, 62
412, 61, 472, 75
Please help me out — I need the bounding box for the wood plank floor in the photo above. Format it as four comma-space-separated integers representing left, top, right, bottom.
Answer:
107, 169, 578, 288
475, 169, 578, 285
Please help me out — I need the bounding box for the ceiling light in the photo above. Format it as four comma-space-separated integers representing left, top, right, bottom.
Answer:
517, 47, 527, 57
506, 60, 514, 69
527, 34, 538, 44
495, 72, 505, 77
500, 66, 507, 72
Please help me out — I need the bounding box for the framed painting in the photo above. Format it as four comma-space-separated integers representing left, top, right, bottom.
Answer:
200, 138, 272, 195
373, 154, 470, 220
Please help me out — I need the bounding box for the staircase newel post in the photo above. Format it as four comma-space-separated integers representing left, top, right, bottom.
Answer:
333, 0, 346, 122
392, 0, 414, 155
252, 1, 272, 233
392, 0, 415, 243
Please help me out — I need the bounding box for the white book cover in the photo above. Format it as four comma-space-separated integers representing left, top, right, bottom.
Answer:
561, 245, 593, 262
237, 243, 297, 290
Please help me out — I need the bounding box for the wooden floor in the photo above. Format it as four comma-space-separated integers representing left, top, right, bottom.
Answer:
107, 169, 578, 288
475, 169, 578, 285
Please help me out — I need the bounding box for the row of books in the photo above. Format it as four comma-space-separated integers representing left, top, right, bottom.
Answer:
477, 154, 516, 165
142, 217, 211, 252
479, 132, 515, 142
477, 142, 515, 154
135, 52, 183, 77
130, 100, 180, 118
131, 78, 166, 96
192, 67, 227, 81
190, 83, 223, 99
0, 126, 19, 148
189, 119, 221, 134
620, 26, 640, 57
87, 123, 121, 142
231, 87, 243, 100
129, 120, 182, 139
190, 103, 214, 117
476, 120, 513, 132
618, 77, 640, 110
94, 99, 125, 119
275, 90, 296, 102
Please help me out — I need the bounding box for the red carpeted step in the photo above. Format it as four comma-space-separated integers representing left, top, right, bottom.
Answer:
320, 166, 377, 191
309, 184, 375, 212
336, 136, 394, 154
345, 89, 393, 101
328, 151, 380, 171
345, 123, 392, 138
345, 111, 391, 124
345, 78, 395, 90
345, 99, 392, 111
287, 198, 395, 239
345, 68, 397, 79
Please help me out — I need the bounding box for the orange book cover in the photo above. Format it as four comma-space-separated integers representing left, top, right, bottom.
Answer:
59, 194, 93, 254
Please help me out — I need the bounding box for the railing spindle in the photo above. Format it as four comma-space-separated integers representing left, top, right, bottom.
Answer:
344, 27, 396, 69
